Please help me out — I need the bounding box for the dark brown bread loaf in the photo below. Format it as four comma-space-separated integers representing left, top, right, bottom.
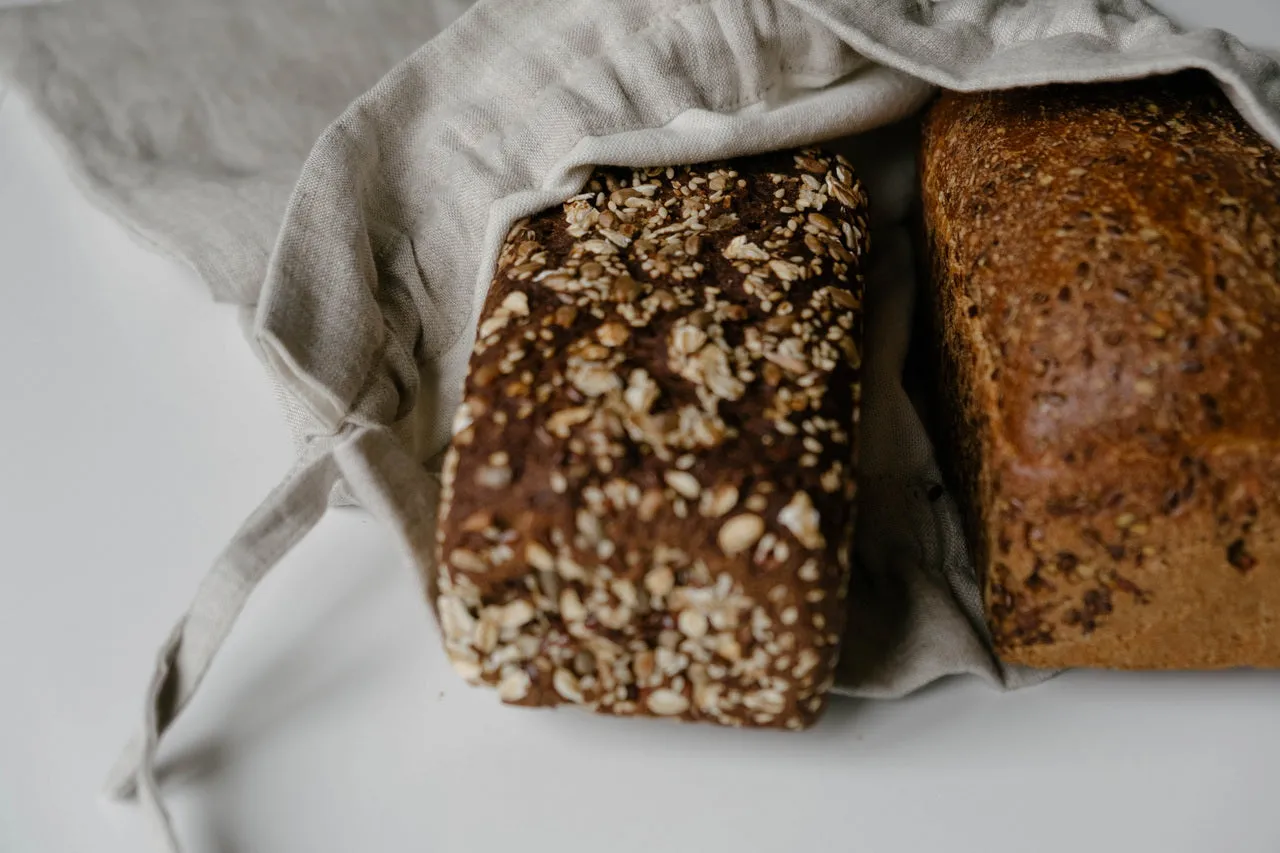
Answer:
922, 73, 1280, 669
435, 150, 869, 727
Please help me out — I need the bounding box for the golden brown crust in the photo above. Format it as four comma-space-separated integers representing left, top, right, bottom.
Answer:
435, 150, 868, 726
922, 72, 1280, 669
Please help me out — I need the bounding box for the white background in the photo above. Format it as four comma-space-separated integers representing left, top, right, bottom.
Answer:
2, 2, 1279, 851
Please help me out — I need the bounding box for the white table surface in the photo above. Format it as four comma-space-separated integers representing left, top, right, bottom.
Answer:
3, 4, 1280, 851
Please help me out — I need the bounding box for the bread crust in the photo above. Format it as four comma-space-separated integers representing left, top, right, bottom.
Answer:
435, 150, 869, 725
922, 72, 1280, 669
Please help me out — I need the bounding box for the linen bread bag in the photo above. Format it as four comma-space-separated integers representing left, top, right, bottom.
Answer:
6, 0, 1280, 850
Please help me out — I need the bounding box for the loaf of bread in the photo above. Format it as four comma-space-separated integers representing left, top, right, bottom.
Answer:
434, 150, 869, 726
922, 73, 1280, 669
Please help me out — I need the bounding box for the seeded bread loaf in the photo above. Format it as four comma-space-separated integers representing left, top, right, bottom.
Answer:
922, 73, 1280, 669
434, 150, 869, 727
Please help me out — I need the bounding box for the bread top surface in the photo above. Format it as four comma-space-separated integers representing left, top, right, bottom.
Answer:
442, 150, 868, 597
923, 73, 1280, 465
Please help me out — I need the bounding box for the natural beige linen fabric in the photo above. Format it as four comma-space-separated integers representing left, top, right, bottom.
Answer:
4, 0, 1280, 849
0, 0, 474, 304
